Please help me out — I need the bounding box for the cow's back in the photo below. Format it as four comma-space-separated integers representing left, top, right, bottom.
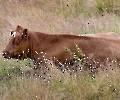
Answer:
82, 32, 120, 40
37, 33, 120, 64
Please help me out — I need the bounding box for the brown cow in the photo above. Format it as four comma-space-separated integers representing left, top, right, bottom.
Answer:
2, 25, 120, 68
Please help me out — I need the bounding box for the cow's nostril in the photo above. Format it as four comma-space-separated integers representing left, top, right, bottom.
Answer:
2, 52, 6, 56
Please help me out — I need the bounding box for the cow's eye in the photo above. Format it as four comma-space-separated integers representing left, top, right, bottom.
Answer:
11, 31, 13, 35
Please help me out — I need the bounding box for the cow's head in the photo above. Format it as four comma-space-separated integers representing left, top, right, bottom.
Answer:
2, 25, 30, 60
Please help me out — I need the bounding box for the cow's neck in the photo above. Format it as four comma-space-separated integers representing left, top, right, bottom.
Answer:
27, 32, 52, 60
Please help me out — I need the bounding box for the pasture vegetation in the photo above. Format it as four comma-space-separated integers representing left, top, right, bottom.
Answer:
0, 0, 120, 99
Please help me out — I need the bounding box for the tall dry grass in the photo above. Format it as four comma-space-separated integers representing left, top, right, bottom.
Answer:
0, 0, 120, 100
0, 65, 120, 100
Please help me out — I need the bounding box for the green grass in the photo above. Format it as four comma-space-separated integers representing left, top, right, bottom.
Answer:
96, 0, 120, 15
0, 0, 120, 100
0, 66, 120, 100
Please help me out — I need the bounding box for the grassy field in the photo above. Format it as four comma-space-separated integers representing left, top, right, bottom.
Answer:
0, 0, 120, 100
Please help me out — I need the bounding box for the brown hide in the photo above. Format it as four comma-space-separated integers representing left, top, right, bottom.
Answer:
84, 32, 120, 40
2, 25, 120, 66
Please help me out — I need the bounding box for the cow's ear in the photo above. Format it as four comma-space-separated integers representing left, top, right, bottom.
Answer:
22, 29, 29, 40
16, 25, 23, 32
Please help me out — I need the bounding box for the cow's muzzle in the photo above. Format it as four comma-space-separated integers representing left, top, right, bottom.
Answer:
2, 52, 6, 56
2, 51, 11, 59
